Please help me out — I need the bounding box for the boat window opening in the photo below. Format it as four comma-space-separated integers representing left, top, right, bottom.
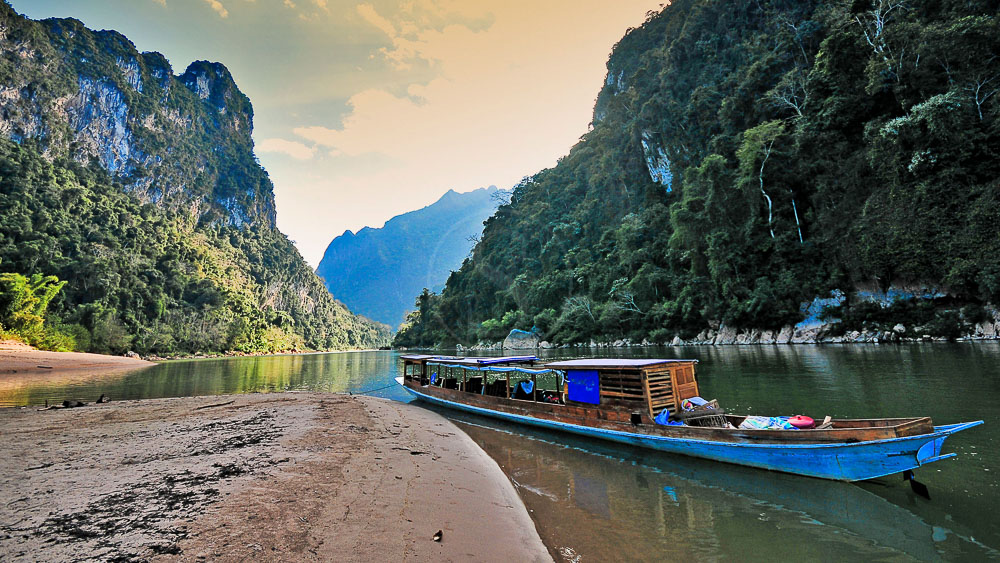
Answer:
402, 361, 426, 384
508, 374, 535, 400
421, 360, 566, 404
528, 370, 565, 405
465, 376, 483, 394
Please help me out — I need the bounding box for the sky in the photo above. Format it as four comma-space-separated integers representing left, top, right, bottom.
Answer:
11, 0, 664, 266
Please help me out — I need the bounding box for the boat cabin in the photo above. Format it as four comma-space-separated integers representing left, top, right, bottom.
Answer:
401, 355, 701, 422
544, 359, 700, 418
400, 354, 449, 385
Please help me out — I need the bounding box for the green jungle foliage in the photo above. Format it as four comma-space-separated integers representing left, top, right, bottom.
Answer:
396, 0, 1000, 347
0, 141, 390, 354
0, 268, 75, 351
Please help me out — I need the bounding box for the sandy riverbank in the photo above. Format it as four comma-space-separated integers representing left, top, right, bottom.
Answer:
0, 393, 551, 562
0, 340, 153, 377
0, 345, 154, 404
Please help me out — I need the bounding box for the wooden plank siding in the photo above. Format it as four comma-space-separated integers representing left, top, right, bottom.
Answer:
597, 369, 646, 404
641, 362, 698, 417
643, 367, 675, 417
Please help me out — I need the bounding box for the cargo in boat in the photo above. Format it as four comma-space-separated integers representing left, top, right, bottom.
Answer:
396, 355, 982, 482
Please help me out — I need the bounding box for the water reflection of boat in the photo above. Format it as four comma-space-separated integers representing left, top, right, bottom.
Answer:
445, 409, 997, 562
398, 355, 983, 481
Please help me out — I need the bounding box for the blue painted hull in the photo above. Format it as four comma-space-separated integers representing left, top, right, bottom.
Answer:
398, 378, 982, 482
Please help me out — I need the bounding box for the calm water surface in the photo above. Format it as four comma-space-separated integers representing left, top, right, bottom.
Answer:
1, 344, 997, 560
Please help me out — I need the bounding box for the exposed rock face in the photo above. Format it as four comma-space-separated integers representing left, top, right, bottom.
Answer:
713, 325, 738, 345
67, 77, 135, 175
775, 326, 794, 344
0, 5, 274, 228
640, 131, 673, 191
503, 329, 540, 350
975, 321, 997, 338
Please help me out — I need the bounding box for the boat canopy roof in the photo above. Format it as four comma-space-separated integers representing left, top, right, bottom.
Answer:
399, 354, 450, 361
433, 355, 538, 366
544, 358, 698, 370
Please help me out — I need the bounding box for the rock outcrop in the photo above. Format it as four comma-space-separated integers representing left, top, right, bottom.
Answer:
503, 329, 540, 350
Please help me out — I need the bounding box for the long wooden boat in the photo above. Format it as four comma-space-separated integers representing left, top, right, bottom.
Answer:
396, 355, 982, 482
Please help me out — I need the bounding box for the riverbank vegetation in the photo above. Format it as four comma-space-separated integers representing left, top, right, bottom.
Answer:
395, 0, 1000, 347
0, 140, 389, 354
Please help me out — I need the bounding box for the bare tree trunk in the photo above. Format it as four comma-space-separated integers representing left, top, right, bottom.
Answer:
790, 191, 804, 244
855, 0, 908, 82
760, 143, 775, 239
969, 67, 998, 122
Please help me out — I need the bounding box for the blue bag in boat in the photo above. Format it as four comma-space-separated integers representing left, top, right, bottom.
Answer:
655, 409, 684, 426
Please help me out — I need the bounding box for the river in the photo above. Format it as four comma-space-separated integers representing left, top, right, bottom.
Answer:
2, 343, 997, 560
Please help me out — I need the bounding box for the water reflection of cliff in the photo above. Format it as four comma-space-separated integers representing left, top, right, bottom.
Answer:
447, 411, 996, 562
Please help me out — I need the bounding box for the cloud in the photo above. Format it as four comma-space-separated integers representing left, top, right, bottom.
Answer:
356, 4, 395, 38
257, 138, 317, 160
203, 0, 228, 18
151, 0, 167, 6
265, 0, 664, 265
283, 0, 295, 7
291, 1, 652, 167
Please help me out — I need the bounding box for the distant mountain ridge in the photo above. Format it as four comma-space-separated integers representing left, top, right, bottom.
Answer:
317, 187, 499, 328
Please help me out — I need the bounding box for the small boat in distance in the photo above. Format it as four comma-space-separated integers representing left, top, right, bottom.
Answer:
396, 355, 983, 482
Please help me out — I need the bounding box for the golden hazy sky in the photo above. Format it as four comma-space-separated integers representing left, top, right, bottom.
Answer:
13, 0, 664, 265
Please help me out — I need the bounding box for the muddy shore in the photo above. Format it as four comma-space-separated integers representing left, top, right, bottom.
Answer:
0, 393, 551, 562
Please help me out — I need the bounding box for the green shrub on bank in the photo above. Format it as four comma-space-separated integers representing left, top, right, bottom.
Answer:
0, 270, 76, 351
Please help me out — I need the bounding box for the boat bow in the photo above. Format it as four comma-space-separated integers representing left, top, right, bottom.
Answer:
917, 420, 984, 466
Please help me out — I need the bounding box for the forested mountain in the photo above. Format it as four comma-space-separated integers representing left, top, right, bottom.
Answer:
0, 3, 390, 354
395, 0, 1000, 347
316, 187, 499, 328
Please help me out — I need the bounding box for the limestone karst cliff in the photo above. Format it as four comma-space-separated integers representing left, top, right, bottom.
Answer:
0, 8, 273, 227
0, 2, 389, 353
395, 0, 1000, 348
